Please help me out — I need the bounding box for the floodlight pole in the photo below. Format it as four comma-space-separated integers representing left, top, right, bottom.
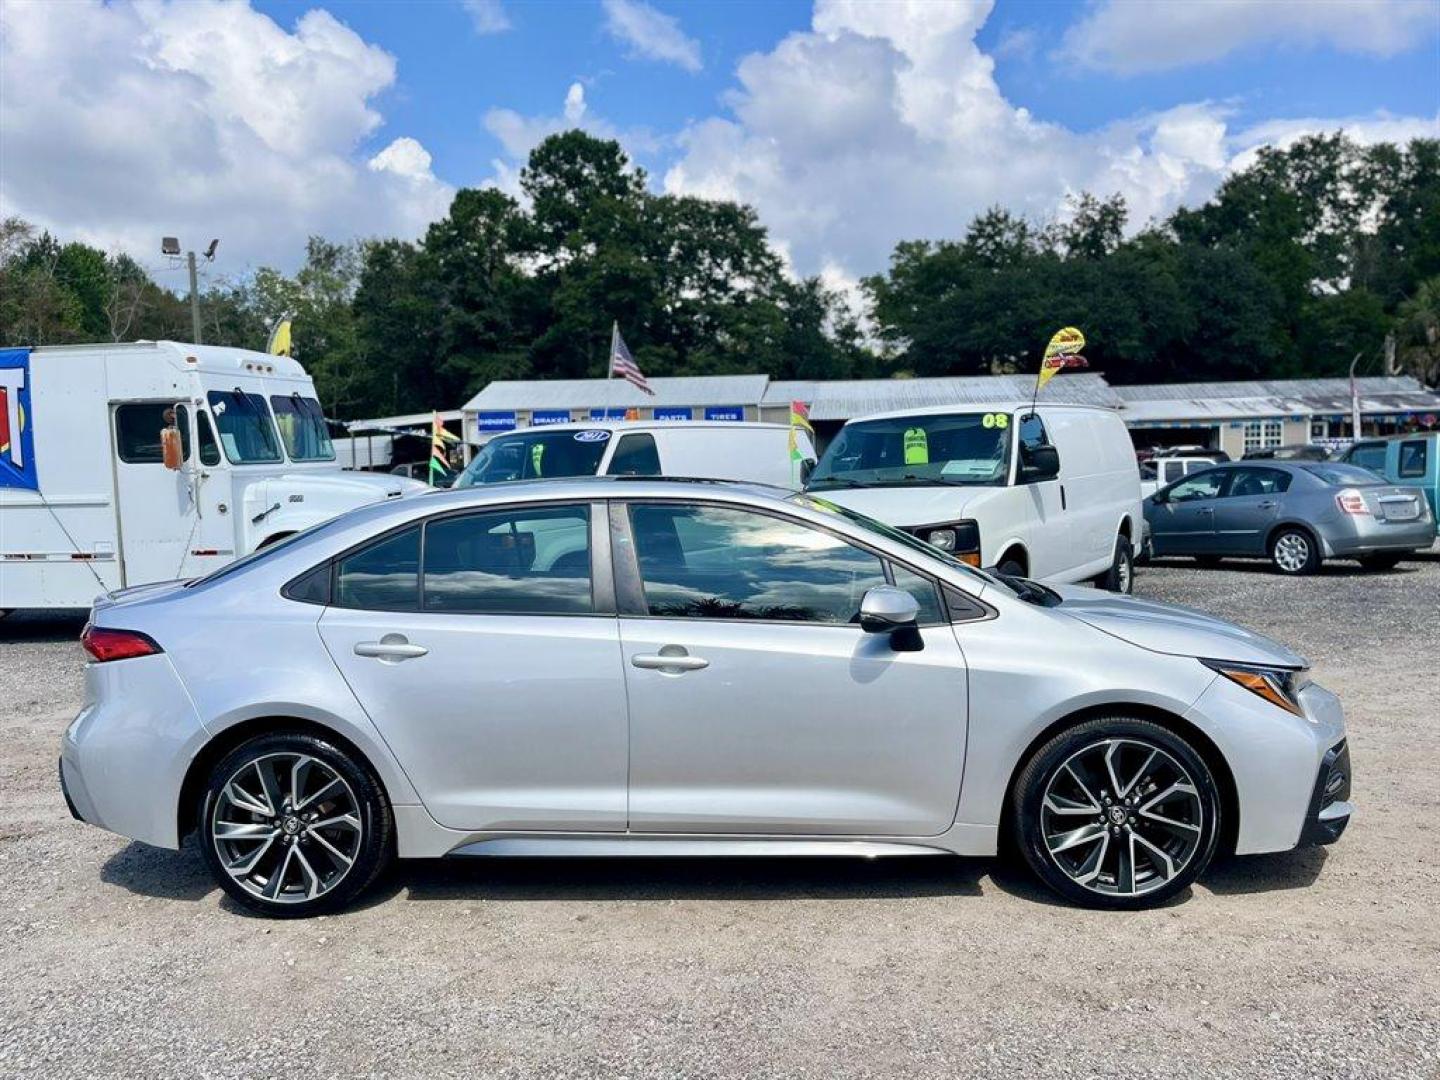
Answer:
187, 250, 202, 345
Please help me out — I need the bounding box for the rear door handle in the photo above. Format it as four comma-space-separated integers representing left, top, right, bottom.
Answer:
354, 635, 428, 662
631, 648, 709, 672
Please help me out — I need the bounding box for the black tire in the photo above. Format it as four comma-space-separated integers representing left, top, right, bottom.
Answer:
199, 732, 393, 918
1011, 716, 1222, 910
996, 553, 1026, 579
1193, 555, 1223, 568
1358, 552, 1404, 572
1094, 535, 1135, 593
1269, 527, 1320, 575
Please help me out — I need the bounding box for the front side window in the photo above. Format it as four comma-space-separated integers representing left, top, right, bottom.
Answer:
422, 506, 592, 614
114, 402, 173, 463
889, 563, 944, 623
1165, 470, 1226, 502
628, 503, 888, 623
270, 394, 335, 461
455, 430, 610, 486
809, 411, 1012, 489
1399, 439, 1428, 478
607, 433, 661, 476
1345, 442, 1387, 472
1224, 467, 1292, 499
207, 390, 283, 464
335, 525, 421, 611
1018, 413, 1050, 452
175, 404, 222, 467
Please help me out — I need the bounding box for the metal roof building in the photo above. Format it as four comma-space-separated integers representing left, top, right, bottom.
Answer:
761, 373, 1118, 422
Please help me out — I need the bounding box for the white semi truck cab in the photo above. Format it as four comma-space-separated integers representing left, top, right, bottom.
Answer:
0, 341, 425, 611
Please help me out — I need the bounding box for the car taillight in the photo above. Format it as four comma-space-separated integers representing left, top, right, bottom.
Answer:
81, 625, 163, 663
1335, 489, 1370, 516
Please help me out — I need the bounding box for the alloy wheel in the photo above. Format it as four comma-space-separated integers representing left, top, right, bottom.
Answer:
1273, 533, 1310, 573
210, 752, 363, 905
1040, 738, 1205, 898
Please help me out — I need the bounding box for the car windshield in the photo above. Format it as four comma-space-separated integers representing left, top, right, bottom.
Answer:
789, 492, 1020, 597
808, 412, 1011, 489
454, 430, 611, 487
1303, 463, 1385, 486
270, 394, 335, 461
206, 390, 283, 463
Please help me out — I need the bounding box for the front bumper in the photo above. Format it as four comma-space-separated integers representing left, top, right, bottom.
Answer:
1299, 739, 1353, 845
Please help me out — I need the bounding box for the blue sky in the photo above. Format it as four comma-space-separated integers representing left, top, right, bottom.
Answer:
249, 0, 1440, 191
3, 0, 1438, 283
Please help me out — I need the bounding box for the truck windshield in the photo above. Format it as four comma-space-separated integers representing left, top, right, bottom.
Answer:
270, 394, 335, 461
808, 412, 1011, 489
454, 430, 611, 487
207, 390, 283, 464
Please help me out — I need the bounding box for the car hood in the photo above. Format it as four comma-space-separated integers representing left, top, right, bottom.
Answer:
1050, 585, 1307, 668
259, 470, 427, 500
804, 484, 1004, 526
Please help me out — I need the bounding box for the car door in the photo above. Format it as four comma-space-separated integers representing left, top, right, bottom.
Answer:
1210, 467, 1289, 554
1148, 469, 1227, 555
1015, 412, 1067, 577
613, 499, 968, 836
317, 500, 629, 832
111, 401, 202, 586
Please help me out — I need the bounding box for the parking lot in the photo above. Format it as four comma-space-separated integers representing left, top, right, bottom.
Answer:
2, 553, 1438, 1079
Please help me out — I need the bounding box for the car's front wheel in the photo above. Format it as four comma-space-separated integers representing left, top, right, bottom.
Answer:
1011, 718, 1222, 909
199, 733, 393, 918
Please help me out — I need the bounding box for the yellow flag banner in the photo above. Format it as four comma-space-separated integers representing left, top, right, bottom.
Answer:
266, 318, 292, 357
1036, 326, 1087, 394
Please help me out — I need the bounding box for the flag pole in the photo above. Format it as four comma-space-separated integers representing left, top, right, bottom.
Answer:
608, 320, 618, 420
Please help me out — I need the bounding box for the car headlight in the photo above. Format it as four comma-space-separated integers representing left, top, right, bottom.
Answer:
912, 520, 980, 565
1202, 659, 1309, 717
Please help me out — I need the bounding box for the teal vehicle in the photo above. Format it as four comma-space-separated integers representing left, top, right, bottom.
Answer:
1341, 434, 1440, 536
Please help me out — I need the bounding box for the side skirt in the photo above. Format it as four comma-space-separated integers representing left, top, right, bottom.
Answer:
445, 836, 954, 859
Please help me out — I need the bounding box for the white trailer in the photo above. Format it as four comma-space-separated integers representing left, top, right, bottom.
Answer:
0, 341, 424, 612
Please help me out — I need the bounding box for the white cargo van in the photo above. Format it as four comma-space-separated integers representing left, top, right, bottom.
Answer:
806, 402, 1142, 591
0, 341, 423, 612
453, 421, 816, 490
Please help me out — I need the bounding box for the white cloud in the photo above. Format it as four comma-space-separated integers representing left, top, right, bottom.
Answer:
663, 0, 1439, 282
1229, 112, 1440, 171
0, 0, 453, 272
461, 0, 511, 35
1061, 0, 1439, 75
601, 0, 702, 72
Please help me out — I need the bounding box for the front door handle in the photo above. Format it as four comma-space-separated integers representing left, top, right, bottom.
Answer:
631, 647, 709, 673
354, 634, 428, 662
1256, 500, 1275, 509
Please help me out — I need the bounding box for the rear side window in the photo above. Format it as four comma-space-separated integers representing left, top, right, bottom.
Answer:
607, 433, 662, 476
1345, 442, 1387, 473
1226, 468, 1291, 498
422, 506, 592, 614
335, 526, 421, 611
1398, 440, 1428, 479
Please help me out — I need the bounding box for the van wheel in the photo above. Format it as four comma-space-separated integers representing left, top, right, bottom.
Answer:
1095, 535, 1134, 594
199, 733, 393, 918
1270, 528, 1320, 575
996, 553, 1026, 579
1011, 717, 1222, 909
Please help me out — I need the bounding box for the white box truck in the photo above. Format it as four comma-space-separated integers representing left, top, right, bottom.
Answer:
0, 341, 424, 612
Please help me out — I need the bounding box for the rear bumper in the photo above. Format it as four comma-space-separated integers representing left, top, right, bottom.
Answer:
1321, 517, 1434, 556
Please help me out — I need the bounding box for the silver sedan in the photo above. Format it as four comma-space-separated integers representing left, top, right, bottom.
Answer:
1144, 460, 1434, 574
61, 478, 1352, 916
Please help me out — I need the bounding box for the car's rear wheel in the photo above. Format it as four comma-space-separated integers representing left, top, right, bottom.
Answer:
1358, 552, 1404, 572
1011, 718, 1222, 909
1094, 535, 1134, 593
1270, 527, 1320, 575
199, 733, 393, 918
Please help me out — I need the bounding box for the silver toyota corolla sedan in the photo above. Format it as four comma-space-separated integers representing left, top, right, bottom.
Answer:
61, 478, 1353, 917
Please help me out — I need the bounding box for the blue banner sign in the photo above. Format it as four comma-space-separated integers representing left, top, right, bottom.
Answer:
474, 411, 517, 432
588, 408, 627, 420
0, 348, 37, 491
531, 410, 572, 426
654, 407, 693, 421
703, 406, 745, 422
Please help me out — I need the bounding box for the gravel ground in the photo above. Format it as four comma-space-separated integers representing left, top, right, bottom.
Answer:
2, 552, 1438, 1079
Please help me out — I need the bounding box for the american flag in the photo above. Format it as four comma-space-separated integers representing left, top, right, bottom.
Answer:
609, 323, 653, 395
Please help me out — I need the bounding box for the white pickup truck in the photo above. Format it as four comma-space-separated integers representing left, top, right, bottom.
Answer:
0, 341, 424, 612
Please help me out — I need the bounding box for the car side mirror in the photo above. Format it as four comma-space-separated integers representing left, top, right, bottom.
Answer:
860, 585, 919, 632
1019, 444, 1060, 482
1151, 489, 1167, 505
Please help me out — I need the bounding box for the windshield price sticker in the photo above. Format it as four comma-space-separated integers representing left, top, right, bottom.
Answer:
982, 412, 1009, 429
